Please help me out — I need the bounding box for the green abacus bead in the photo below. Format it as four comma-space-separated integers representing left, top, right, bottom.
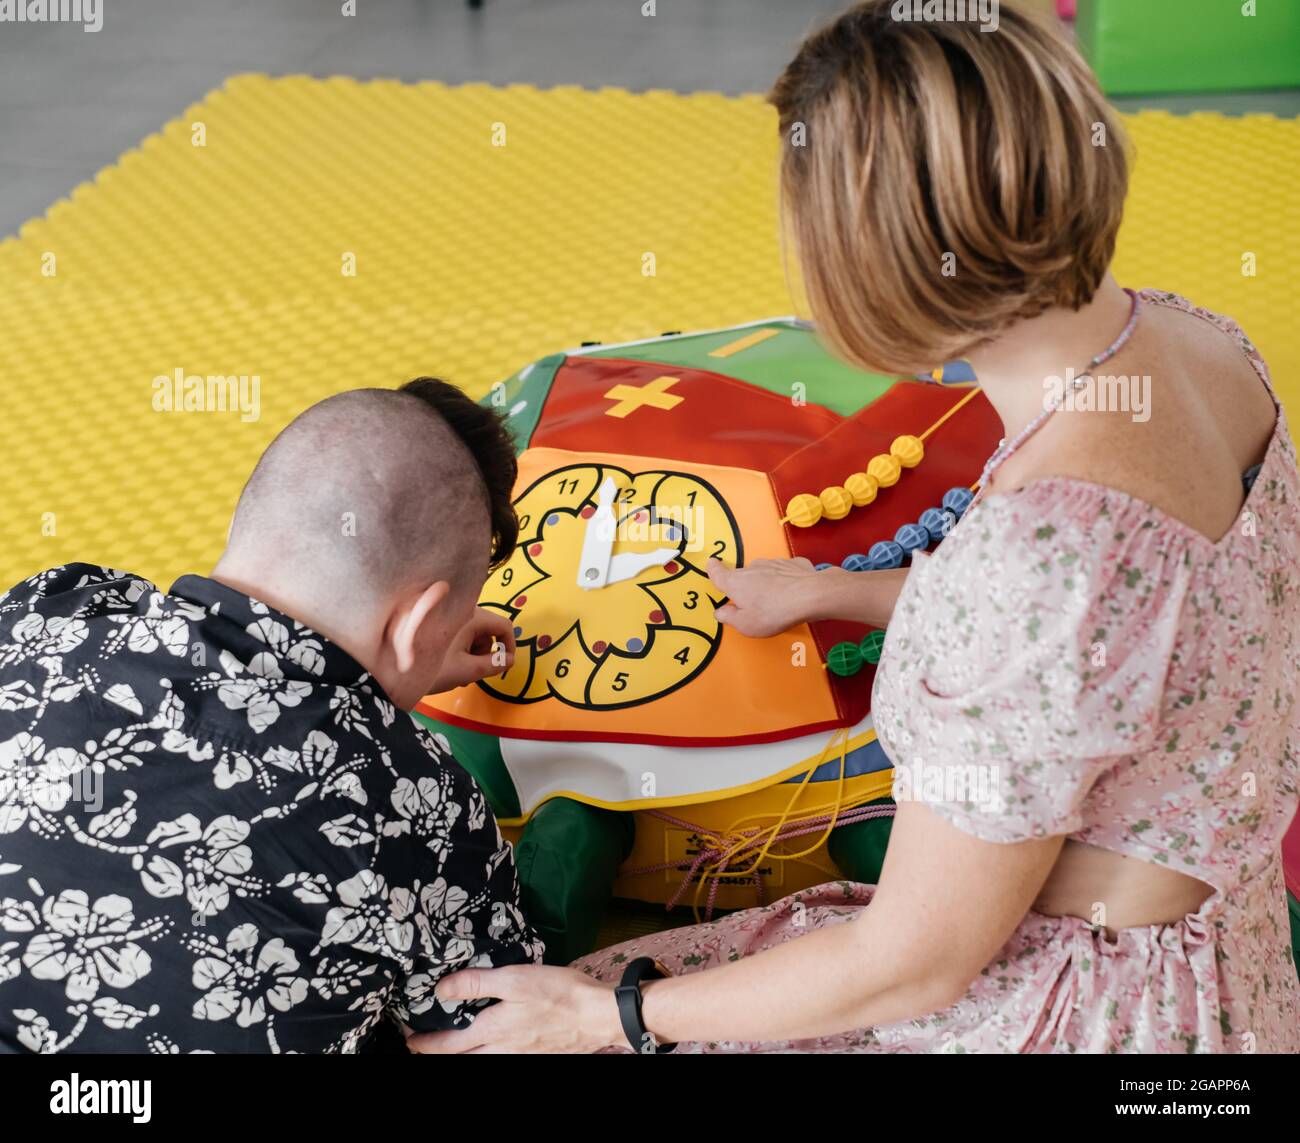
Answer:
827, 641, 864, 677
860, 629, 886, 665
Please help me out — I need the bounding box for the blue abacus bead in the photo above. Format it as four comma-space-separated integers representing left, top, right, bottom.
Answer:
867, 540, 905, 570
815, 562, 834, 572
841, 553, 872, 573
919, 506, 957, 543
894, 522, 930, 554
942, 486, 975, 519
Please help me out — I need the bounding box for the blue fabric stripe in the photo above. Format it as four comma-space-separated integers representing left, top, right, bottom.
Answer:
783, 735, 893, 783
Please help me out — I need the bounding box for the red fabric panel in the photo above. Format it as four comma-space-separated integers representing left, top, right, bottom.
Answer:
530, 356, 844, 472
772, 382, 1001, 563
773, 383, 1003, 727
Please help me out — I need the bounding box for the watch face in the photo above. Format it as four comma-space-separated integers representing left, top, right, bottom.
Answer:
478, 462, 742, 711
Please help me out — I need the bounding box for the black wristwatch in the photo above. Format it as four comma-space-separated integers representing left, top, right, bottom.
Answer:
615, 957, 677, 1054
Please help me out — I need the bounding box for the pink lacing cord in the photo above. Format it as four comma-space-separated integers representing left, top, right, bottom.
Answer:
620, 802, 897, 919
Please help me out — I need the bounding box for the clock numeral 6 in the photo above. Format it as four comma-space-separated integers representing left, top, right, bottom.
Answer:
555, 659, 571, 678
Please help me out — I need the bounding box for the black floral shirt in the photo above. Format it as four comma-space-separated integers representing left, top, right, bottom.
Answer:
0, 565, 542, 1054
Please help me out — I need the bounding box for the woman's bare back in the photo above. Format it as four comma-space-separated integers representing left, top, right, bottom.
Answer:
1010, 298, 1279, 933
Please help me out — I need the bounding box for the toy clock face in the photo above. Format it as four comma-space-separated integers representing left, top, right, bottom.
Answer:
479, 462, 743, 711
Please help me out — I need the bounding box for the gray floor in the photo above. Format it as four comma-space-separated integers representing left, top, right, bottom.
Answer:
1, 0, 1298, 240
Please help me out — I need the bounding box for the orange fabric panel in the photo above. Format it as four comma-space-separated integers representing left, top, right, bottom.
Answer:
419, 447, 840, 745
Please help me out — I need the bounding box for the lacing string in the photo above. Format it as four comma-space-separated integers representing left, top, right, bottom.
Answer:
618, 728, 897, 921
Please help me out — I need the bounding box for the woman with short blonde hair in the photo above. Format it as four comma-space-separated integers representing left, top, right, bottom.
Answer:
412, 1, 1300, 1054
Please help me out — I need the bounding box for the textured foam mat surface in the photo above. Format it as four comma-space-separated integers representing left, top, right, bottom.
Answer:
1, 75, 1297, 590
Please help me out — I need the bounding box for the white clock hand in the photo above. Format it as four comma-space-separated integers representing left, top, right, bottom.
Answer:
577, 476, 618, 590
606, 546, 681, 585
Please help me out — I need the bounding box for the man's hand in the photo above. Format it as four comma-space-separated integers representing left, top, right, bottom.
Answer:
430, 607, 516, 693
406, 965, 623, 1054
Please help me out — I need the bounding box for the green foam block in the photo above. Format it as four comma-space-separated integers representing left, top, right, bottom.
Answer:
1077, 0, 1300, 95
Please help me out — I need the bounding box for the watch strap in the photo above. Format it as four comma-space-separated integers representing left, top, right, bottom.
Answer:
615, 957, 676, 1054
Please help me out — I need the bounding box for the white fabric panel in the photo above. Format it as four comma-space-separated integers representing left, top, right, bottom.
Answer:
500, 713, 875, 814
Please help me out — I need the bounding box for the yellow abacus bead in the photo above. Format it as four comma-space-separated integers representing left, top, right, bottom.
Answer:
785, 493, 823, 528
890, 434, 925, 468
867, 453, 902, 487
819, 486, 854, 521
844, 471, 879, 507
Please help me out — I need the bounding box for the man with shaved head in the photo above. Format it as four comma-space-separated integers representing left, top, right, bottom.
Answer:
217, 380, 521, 713
0, 379, 544, 1055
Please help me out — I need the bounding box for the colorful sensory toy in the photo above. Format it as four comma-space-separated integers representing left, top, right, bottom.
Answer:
414, 318, 1001, 960
780, 388, 982, 530
822, 479, 976, 678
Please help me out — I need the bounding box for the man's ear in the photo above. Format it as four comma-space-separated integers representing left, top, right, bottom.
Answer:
389, 581, 452, 675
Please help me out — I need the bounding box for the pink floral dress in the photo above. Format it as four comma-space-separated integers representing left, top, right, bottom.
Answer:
573, 292, 1300, 1053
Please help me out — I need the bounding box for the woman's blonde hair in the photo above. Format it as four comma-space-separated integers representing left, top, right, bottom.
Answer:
770, 0, 1130, 373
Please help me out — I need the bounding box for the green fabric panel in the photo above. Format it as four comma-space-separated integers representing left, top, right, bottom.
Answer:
514, 798, 635, 965
1077, 0, 1300, 95
826, 798, 895, 886
585, 323, 897, 418
1290, 892, 1300, 983
411, 711, 520, 820
483, 351, 565, 452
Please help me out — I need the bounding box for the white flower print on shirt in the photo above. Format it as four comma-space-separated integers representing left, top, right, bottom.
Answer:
0, 564, 543, 1052
187, 923, 309, 1049
0, 733, 91, 835
286, 730, 370, 805
314, 870, 415, 961
13, 1008, 58, 1052
20, 888, 168, 1000
212, 649, 313, 734
0, 679, 38, 714
101, 609, 190, 660
137, 813, 266, 919
245, 617, 327, 680
330, 687, 376, 742
386, 773, 463, 860
0, 613, 88, 669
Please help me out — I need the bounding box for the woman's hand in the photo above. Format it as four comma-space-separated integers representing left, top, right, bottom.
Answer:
405, 965, 623, 1054
429, 607, 516, 692
708, 557, 826, 637
710, 559, 909, 635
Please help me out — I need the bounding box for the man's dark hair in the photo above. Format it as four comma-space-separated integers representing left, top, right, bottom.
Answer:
399, 377, 519, 569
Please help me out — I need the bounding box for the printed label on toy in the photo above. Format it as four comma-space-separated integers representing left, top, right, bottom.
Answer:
663, 828, 783, 889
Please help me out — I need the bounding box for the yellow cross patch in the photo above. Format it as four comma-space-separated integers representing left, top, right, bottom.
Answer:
602, 375, 684, 419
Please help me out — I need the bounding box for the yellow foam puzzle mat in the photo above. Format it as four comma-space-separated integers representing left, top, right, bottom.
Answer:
0, 75, 1297, 592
